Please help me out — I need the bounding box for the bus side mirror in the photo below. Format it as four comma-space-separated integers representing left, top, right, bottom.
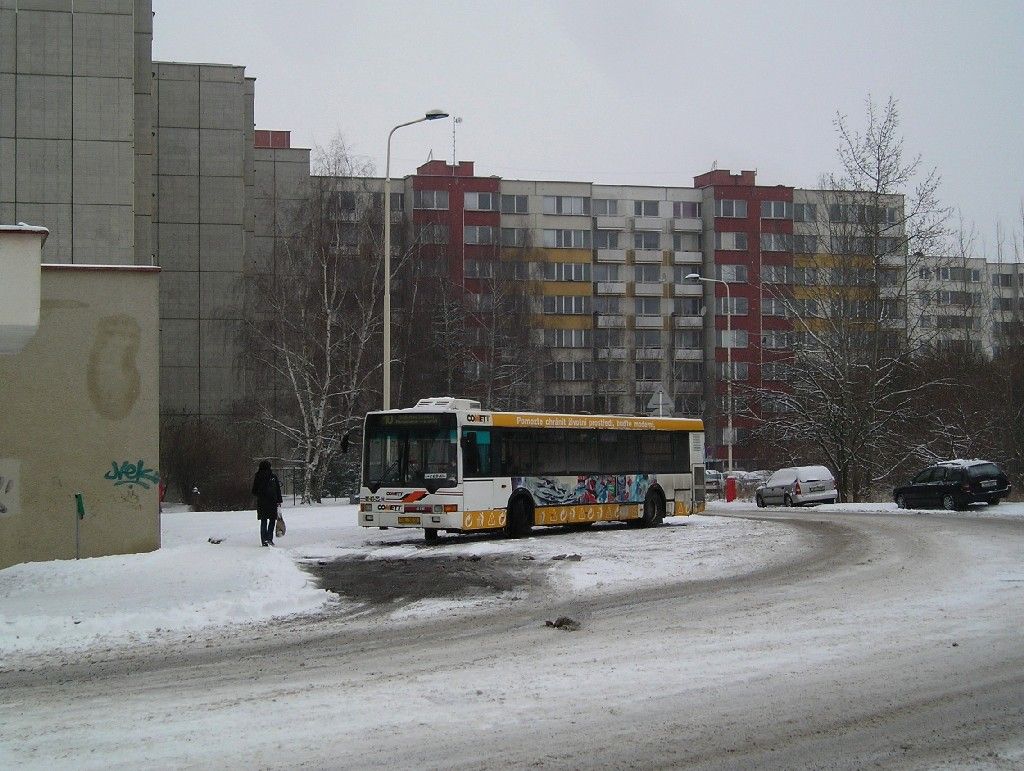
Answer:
340, 432, 350, 454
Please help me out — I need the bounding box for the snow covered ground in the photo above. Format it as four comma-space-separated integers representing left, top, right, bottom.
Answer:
4, 498, 1023, 769
2, 497, 1020, 661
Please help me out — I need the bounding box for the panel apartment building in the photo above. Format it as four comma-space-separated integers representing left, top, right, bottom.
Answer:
7, 1, 1021, 474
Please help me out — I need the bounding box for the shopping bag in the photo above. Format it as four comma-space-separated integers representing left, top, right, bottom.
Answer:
275, 513, 286, 537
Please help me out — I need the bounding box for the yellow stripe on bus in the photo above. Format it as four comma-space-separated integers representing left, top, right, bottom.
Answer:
462, 503, 642, 530
488, 413, 703, 431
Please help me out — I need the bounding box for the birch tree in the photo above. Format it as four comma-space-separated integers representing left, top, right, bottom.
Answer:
241, 141, 382, 503
751, 96, 952, 501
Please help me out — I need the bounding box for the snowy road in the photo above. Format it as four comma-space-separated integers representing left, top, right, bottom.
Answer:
3, 506, 1024, 769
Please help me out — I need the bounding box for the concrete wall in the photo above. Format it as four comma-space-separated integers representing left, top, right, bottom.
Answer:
0, 0, 151, 266
154, 62, 255, 423
0, 263, 161, 569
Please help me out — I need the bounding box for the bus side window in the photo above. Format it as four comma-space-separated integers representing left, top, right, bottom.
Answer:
462, 429, 492, 478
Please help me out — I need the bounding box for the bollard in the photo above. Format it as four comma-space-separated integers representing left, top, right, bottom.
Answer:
725, 475, 737, 502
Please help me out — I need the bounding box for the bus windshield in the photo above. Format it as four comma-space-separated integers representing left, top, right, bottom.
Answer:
364, 412, 458, 492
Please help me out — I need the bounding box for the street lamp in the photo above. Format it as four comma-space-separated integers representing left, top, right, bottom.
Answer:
686, 272, 733, 475
383, 109, 449, 410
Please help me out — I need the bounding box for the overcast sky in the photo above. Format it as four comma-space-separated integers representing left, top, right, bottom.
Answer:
153, 0, 1023, 258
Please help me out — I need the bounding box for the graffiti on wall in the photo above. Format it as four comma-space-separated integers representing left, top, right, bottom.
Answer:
104, 459, 159, 489
0, 458, 20, 516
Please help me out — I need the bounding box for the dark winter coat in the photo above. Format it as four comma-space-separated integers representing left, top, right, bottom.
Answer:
252, 468, 283, 520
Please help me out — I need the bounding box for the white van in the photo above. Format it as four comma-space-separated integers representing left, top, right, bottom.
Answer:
755, 466, 838, 507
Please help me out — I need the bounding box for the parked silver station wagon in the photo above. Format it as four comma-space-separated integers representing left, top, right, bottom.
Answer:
755, 465, 838, 507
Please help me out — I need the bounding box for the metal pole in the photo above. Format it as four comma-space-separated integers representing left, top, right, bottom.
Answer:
724, 279, 733, 476
382, 111, 449, 411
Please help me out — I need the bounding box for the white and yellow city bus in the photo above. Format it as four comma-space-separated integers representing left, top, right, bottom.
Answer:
359, 397, 707, 542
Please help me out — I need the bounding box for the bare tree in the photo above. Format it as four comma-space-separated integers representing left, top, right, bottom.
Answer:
240, 141, 382, 503
750, 96, 952, 501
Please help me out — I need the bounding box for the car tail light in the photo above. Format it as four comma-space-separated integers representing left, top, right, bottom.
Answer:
794, 481, 802, 495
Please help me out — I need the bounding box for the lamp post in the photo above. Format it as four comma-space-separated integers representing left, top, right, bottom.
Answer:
383, 109, 449, 410
686, 272, 733, 475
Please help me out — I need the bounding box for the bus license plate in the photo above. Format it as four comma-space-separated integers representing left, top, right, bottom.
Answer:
398, 516, 421, 524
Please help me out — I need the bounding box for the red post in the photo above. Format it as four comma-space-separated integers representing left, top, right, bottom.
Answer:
725, 475, 737, 502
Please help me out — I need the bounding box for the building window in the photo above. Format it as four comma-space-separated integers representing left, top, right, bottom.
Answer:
762, 330, 792, 349
543, 195, 590, 215
792, 234, 819, 253
500, 227, 526, 247
545, 328, 591, 348
715, 297, 749, 316
635, 297, 662, 316
634, 200, 659, 217
543, 262, 591, 281
595, 329, 623, 347
716, 264, 748, 283
939, 267, 982, 283
543, 295, 591, 314
594, 296, 621, 314
675, 330, 701, 348
674, 362, 703, 382
760, 233, 792, 252
415, 223, 449, 244
464, 225, 497, 245
594, 230, 620, 249
390, 192, 405, 211
793, 203, 816, 222
717, 361, 749, 381
761, 200, 792, 219
635, 362, 662, 381
593, 198, 618, 216
762, 298, 788, 317
548, 361, 592, 381
714, 232, 748, 250
716, 329, 748, 348
674, 297, 702, 315
543, 229, 592, 248
635, 329, 661, 348
715, 199, 748, 218
464, 192, 496, 211
634, 231, 661, 250
761, 265, 787, 284
464, 259, 494, 278
500, 194, 528, 214
673, 232, 701, 252
634, 264, 662, 282
414, 189, 449, 210
466, 292, 494, 312
544, 394, 593, 413
594, 264, 620, 282
673, 201, 701, 218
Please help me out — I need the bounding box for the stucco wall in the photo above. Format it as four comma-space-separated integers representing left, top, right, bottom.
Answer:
0, 264, 160, 569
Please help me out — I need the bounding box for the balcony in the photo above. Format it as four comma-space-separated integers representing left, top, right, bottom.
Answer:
634, 348, 664, 361
634, 315, 662, 329
635, 380, 661, 394
634, 281, 663, 296
633, 216, 663, 231
673, 250, 702, 264
596, 381, 627, 394
596, 281, 626, 295
595, 314, 626, 328
633, 249, 662, 263
673, 283, 703, 296
674, 316, 702, 328
672, 217, 702, 231
596, 215, 627, 229
596, 249, 627, 263
596, 347, 627, 360
673, 348, 703, 360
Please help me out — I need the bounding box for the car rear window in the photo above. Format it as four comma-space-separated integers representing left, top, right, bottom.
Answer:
967, 463, 1000, 479
797, 466, 832, 482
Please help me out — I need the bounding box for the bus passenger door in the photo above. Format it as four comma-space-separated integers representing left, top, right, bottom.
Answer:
461, 429, 496, 524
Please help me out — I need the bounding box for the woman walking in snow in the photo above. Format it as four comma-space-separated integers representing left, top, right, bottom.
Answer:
252, 459, 282, 546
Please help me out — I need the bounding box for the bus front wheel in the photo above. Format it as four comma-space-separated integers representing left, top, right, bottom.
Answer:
424, 528, 439, 543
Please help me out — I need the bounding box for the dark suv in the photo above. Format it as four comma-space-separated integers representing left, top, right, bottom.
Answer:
893, 460, 1012, 511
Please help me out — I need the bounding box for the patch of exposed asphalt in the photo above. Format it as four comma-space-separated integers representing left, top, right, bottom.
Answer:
301, 554, 551, 605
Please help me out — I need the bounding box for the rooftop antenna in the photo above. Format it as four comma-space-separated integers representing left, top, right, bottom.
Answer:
452, 117, 463, 172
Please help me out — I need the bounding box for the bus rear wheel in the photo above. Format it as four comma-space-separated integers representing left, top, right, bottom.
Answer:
504, 497, 533, 539
639, 490, 665, 527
